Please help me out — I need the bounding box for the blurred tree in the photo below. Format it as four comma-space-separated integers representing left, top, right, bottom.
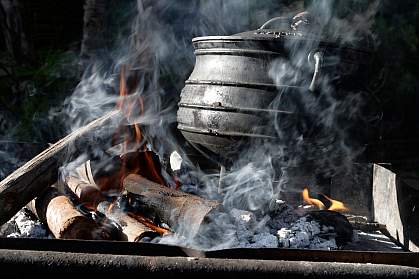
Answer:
0, 0, 33, 66
80, 0, 109, 69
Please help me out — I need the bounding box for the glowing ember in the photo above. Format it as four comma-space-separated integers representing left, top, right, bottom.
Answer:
302, 187, 349, 213
127, 212, 170, 235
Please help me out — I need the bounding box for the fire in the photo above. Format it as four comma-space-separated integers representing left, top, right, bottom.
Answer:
96, 64, 167, 193
117, 65, 165, 186
302, 187, 325, 210
302, 187, 349, 213
322, 193, 349, 212
117, 64, 127, 109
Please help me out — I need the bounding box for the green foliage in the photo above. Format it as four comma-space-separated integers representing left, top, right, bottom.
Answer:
1, 48, 79, 141
15, 49, 78, 84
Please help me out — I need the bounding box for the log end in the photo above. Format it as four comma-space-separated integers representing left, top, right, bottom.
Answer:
59, 215, 112, 240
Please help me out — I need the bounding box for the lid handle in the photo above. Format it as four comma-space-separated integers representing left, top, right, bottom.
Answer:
258, 17, 291, 30
259, 12, 318, 32
308, 51, 323, 92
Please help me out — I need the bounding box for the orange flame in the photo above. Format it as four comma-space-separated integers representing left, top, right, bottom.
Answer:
321, 193, 349, 212
302, 187, 349, 213
302, 187, 325, 210
111, 65, 166, 189
117, 65, 127, 109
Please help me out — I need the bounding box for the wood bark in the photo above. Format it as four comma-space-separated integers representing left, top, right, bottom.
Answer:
0, 109, 123, 226
27, 186, 110, 240
124, 174, 221, 238
97, 201, 159, 242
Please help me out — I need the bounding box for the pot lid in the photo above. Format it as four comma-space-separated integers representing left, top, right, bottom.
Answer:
193, 11, 373, 52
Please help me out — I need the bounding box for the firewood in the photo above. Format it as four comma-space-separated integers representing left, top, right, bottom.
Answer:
0, 109, 123, 225
65, 160, 106, 208
27, 186, 111, 240
64, 160, 167, 241
123, 174, 221, 238
97, 201, 160, 242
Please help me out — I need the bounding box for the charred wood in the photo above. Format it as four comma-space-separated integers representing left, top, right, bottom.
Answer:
97, 201, 159, 242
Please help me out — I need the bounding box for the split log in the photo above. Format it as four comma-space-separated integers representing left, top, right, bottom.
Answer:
97, 201, 160, 242
27, 187, 111, 240
0, 109, 123, 225
65, 160, 106, 208
124, 174, 221, 238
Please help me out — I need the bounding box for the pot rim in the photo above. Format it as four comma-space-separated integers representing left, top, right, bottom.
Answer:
192, 33, 372, 54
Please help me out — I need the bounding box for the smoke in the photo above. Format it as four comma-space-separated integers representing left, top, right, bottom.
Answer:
52, 0, 381, 250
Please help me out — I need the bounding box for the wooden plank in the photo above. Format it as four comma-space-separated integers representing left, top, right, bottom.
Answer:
372, 164, 419, 252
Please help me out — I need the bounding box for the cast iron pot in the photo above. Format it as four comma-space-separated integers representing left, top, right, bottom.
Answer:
177, 12, 374, 163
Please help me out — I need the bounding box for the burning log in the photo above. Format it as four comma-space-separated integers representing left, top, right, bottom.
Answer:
0, 110, 123, 225
27, 186, 111, 240
97, 201, 160, 242
124, 174, 221, 238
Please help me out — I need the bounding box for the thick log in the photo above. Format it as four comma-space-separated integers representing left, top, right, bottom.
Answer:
0, 109, 123, 225
97, 201, 160, 242
124, 174, 221, 238
27, 187, 111, 240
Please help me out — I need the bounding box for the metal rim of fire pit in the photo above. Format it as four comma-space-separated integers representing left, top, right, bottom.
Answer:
0, 238, 418, 278
0, 238, 418, 267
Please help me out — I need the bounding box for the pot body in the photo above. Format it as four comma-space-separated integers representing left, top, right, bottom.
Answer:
177, 33, 373, 161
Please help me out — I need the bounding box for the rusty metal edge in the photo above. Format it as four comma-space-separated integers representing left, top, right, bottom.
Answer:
0, 248, 418, 279
0, 238, 418, 268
